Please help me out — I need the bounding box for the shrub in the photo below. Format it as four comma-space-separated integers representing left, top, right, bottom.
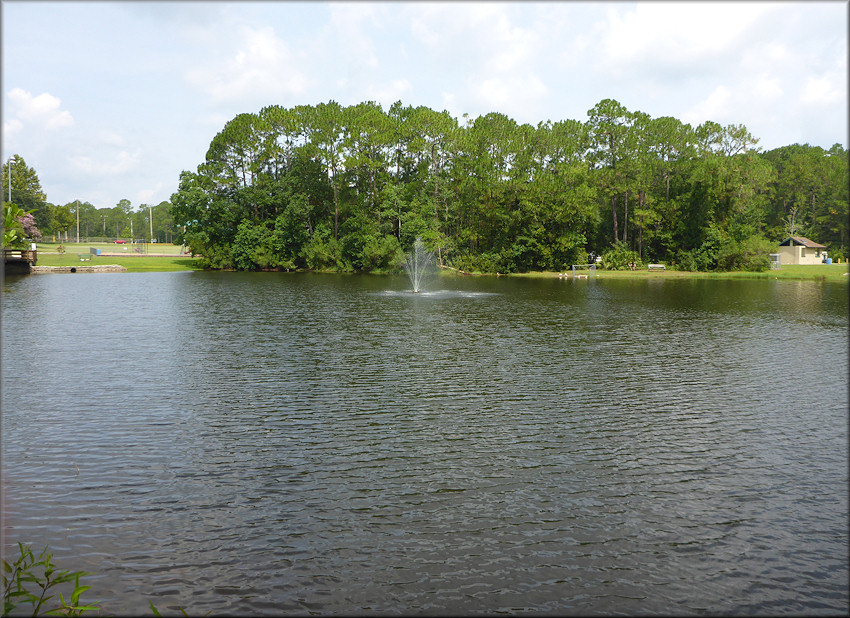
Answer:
677, 230, 775, 272
675, 226, 731, 271
674, 248, 699, 271
3, 203, 26, 247
3, 543, 99, 616
302, 232, 348, 271
715, 237, 742, 271
453, 252, 501, 273
359, 234, 403, 271
198, 243, 235, 270
18, 212, 42, 242
232, 221, 284, 270
600, 242, 641, 270
739, 235, 775, 271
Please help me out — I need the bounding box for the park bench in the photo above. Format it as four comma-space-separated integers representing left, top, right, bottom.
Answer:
78, 253, 91, 261
648, 263, 665, 270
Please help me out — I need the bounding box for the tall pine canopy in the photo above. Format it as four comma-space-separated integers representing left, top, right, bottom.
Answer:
168, 99, 848, 272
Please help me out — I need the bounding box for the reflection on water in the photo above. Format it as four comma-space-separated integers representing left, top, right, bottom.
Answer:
374, 289, 499, 298
2, 272, 848, 615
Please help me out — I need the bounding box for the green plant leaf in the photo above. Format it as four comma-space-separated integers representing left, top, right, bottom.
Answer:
70, 576, 92, 605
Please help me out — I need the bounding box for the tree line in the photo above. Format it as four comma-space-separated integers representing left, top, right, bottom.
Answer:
2, 155, 177, 245
5, 98, 847, 271
170, 99, 848, 272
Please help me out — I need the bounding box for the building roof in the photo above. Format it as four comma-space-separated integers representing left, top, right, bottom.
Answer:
778, 236, 826, 248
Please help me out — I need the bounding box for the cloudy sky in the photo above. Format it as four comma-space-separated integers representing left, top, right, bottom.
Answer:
2, 1, 847, 212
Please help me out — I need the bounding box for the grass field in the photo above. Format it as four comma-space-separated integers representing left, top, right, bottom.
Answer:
37, 241, 188, 255
34, 242, 202, 272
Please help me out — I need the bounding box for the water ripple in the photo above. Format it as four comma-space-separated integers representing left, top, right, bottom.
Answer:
2, 273, 847, 615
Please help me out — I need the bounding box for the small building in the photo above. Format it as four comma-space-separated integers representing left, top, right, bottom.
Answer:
777, 236, 827, 265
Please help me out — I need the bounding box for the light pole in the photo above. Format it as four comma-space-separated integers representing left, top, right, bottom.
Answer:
7, 156, 13, 203
149, 204, 153, 244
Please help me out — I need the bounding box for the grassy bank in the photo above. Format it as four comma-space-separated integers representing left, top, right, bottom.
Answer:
34, 242, 202, 272
28, 243, 850, 281
512, 263, 850, 283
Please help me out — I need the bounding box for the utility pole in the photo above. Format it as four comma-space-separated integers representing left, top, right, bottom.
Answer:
76, 203, 80, 244
149, 204, 153, 243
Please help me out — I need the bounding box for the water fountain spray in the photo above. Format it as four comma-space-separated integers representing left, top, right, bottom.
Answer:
403, 237, 436, 293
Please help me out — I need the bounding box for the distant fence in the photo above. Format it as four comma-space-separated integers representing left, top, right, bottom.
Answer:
43, 236, 121, 244
40, 237, 179, 245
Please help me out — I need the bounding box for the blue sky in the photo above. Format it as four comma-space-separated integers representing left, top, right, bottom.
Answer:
2, 1, 847, 212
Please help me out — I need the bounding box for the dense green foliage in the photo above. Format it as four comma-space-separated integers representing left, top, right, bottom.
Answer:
169, 99, 848, 272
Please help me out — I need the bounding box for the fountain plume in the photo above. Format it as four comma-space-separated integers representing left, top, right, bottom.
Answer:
403, 237, 436, 293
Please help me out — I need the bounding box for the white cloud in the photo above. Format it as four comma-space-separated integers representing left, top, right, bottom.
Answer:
601, 2, 768, 66
136, 183, 163, 205
469, 74, 548, 121
407, 3, 536, 69
800, 74, 844, 106
682, 85, 733, 126
69, 150, 139, 176
4, 118, 23, 135
440, 92, 462, 122
405, 2, 547, 121
475, 7, 538, 73
407, 2, 486, 50
199, 113, 234, 129
762, 42, 789, 63
751, 74, 784, 100
366, 79, 414, 108
6, 88, 74, 130
95, 131, 126, 147
327, 3, 381, 70
185, 25, 311, 104
408, 6, 442, 48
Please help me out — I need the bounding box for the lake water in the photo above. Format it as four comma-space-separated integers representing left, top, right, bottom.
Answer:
2, 271, 847, 615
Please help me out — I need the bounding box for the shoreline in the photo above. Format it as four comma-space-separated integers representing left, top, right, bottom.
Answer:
31, 264, 128, 273
23, 265, 848, 282
507, 267, 850, 283
20, 244, 850, 282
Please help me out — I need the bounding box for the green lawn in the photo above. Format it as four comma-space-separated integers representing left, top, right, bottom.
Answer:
37, 241, 187, 255
515, 263, 850, 283
34, 242, 202, 272
29, 242, 850, 280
